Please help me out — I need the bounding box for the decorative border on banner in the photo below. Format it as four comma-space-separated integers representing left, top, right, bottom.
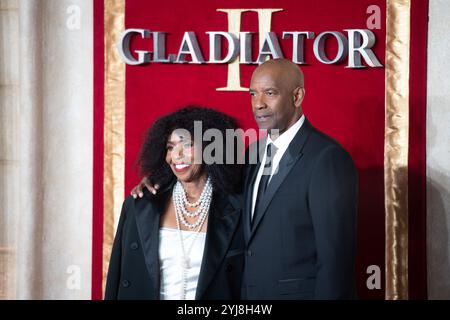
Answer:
96, 0, 421, 300
92, 0, 104, 300
384, 0, 411, 300
102, 0, 126, 295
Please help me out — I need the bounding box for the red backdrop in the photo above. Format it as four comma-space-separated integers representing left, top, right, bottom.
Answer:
93, 0, 428, 299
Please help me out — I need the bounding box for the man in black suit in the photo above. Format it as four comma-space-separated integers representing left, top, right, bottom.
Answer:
243, 58, 357, 299
133, 58, 358, 299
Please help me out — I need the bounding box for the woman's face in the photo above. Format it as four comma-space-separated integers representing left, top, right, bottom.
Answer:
165, 129, 204, 183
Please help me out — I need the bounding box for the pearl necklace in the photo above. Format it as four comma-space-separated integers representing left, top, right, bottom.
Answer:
172, 177, 212, 300
173, 177, 213, 228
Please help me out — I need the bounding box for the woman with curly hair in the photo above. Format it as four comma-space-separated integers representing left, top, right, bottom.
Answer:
105, 106, 244, 300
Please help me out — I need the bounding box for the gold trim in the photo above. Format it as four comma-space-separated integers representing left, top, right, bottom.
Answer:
384, 0, 411, 300
103, 0, 126, 296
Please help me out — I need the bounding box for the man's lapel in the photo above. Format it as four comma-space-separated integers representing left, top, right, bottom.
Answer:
243, 138, 266, 244
248, 119, 314, 242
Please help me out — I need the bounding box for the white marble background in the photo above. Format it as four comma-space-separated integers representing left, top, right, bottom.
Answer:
0, 0, 93, 299
426, 0, 450, 300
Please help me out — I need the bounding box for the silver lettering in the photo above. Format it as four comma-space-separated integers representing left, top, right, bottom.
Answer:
256, 32, 284, 64
206, 32, 239, 63
283, 31, 315, 64
345, 29, 383, 68
313, 31, 348, 64
176, 32, 205, 64
117, 29, 151, 65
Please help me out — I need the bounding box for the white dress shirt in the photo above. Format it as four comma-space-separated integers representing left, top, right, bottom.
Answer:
251, 115, 305, 218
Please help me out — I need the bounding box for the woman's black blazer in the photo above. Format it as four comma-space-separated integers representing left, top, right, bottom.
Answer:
105, 186, 244, 300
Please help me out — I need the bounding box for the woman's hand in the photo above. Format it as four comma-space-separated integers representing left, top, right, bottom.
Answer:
130, 177, 160, 198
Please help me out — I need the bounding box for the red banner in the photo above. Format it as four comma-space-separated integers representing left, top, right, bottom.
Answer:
93, 0, 428, 299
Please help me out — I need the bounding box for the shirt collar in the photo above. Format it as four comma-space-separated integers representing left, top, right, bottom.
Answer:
267, 114, 305, 151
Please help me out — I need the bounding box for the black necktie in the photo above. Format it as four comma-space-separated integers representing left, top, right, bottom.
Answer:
252, 143, 277, 226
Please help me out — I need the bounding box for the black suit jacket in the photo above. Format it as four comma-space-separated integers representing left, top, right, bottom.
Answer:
242, 118, 358, 299
105, 186, 244, 300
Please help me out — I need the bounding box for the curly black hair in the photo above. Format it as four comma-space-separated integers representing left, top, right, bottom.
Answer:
138, 106, 243, 195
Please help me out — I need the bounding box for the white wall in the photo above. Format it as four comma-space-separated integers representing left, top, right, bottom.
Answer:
0, 0, 93, 299
426, 0, 450, 300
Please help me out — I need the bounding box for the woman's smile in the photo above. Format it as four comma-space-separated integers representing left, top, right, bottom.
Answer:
174, 163, 191, 172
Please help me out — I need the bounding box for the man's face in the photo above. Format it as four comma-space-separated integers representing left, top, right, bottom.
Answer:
249, 69, 300, 134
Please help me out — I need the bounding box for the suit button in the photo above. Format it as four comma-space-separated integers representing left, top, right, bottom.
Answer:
226, 264, 233, 272
130, 242, 139, 250
122, 280, 130, 288
247, 250, 253, 257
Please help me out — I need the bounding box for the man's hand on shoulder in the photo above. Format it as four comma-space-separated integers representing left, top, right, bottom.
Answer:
130, 177, 159, 198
